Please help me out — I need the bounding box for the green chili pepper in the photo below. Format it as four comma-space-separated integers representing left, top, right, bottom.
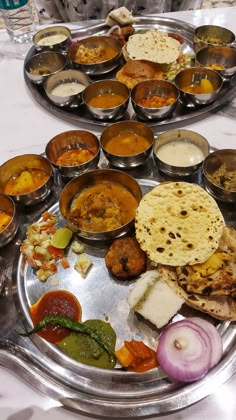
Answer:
19, 315, 115, 363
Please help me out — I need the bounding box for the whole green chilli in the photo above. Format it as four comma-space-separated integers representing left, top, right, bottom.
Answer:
19, 315, 115, 363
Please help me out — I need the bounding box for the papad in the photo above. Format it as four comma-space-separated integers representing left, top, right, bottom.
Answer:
135, 182, 225, 266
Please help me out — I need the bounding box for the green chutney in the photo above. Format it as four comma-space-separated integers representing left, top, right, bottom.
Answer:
57, 319, 116, 369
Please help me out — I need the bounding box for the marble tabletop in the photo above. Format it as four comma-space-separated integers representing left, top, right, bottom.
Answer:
0, 7, 236, 420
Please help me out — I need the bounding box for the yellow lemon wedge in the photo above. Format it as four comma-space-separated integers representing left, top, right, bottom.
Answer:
200, 78, 214, 94
51, 227, 73, 249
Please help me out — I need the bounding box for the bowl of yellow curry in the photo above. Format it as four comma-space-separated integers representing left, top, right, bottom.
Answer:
59, 169, 142, 240
67, 36, 122, 76
0, 193, 18, 247
174, 67, 223, 107
0, 154, 53, 206
82, 80, 130, 121
100, 120, 154, 168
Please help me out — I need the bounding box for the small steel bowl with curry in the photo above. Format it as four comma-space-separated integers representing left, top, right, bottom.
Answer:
59, 169, 142, 241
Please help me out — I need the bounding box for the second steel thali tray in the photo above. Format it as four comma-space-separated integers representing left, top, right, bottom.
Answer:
24, 16, 236, 130
0, 152, 235, 418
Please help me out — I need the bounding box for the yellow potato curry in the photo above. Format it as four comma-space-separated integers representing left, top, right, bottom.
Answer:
4, 169, 49, 195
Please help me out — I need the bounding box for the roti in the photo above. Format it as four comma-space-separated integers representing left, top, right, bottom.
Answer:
135, 182, 225, 266
176, 226, 236, 296
159, 265, 236, 321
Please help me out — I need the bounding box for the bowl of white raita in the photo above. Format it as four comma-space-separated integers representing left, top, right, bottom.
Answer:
154, 129, 210, 177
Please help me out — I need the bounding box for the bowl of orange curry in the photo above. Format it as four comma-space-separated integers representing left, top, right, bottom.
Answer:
67, 35, 122, 76
45, 130, 100, 179
0, 154, 53, 206
82, 79, 130, 121
100, 120, 154, 168
131, 79, 179, 121
59, 169, 142, 240
0, 193, 18, 247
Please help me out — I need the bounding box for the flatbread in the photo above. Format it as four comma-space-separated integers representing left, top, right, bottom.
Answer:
135, 182, 225, 266
159, 265, 236, 321
176, 226, 236, 296
125, 30, 180, 64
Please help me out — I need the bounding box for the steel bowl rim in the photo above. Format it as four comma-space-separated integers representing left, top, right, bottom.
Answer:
59, 168, 143, 239
45, 130, 101, 170
202, 148, 236, 194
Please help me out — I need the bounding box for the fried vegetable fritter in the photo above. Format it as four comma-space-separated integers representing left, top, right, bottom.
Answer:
105, 237, 147, 279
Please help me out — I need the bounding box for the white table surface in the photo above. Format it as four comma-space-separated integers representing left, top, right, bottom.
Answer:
0, 7, 236, 420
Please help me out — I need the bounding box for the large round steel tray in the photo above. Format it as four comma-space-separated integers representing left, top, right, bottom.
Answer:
0, 155, 236, 418
24, 16, 236, 131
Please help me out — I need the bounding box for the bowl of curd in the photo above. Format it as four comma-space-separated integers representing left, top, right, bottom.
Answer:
33, 26, 71, 52
44, 69, 90, 107
154, 129, 210, 176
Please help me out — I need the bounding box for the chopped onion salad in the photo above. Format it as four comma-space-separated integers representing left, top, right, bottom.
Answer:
20, 212, 70, 281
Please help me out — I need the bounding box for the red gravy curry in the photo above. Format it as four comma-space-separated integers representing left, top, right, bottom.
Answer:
30, 290, 82, 343
55, 148, 95, 166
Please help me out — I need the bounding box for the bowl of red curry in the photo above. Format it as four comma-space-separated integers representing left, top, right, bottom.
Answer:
45, 130, 100, 179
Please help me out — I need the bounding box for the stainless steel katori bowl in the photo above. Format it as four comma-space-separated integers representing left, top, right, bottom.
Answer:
44, 69, 90, 107
196, 46, 236, 80
100, 120, 154, 168
203, 149, 236, 202
33, 26, 71, 52
82, 80, 130, 121
59, 169, 142, 240
194, 25, 235, 53
154, 129, 210, 177
131, 79, 179, 121
25, 51, 68, 85
174, 67, 223, 107
0, 154, 53, 206
67, 36, 122, 75
45, 130, 100, 179
0, 193, 18, 248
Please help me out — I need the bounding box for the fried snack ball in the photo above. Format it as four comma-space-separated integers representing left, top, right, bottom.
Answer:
105, 237, 147, 279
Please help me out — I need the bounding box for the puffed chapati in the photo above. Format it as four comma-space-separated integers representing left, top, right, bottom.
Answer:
135, 182, 225, 266
159, 265, 236, 321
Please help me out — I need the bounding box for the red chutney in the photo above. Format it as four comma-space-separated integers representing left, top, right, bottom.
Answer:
30, 290, 82, 343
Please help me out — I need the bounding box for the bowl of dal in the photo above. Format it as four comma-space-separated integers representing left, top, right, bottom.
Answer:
100, 120, 154, 168
82, 80, 130, 121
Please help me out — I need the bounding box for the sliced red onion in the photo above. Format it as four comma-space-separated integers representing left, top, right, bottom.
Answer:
157, 319, 212, 383
188, 317, 223, 369
107, 25, 121, 36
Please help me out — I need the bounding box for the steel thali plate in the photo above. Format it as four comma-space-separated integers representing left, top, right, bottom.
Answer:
0, 154, 236, 418
24, 16, 236, 131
